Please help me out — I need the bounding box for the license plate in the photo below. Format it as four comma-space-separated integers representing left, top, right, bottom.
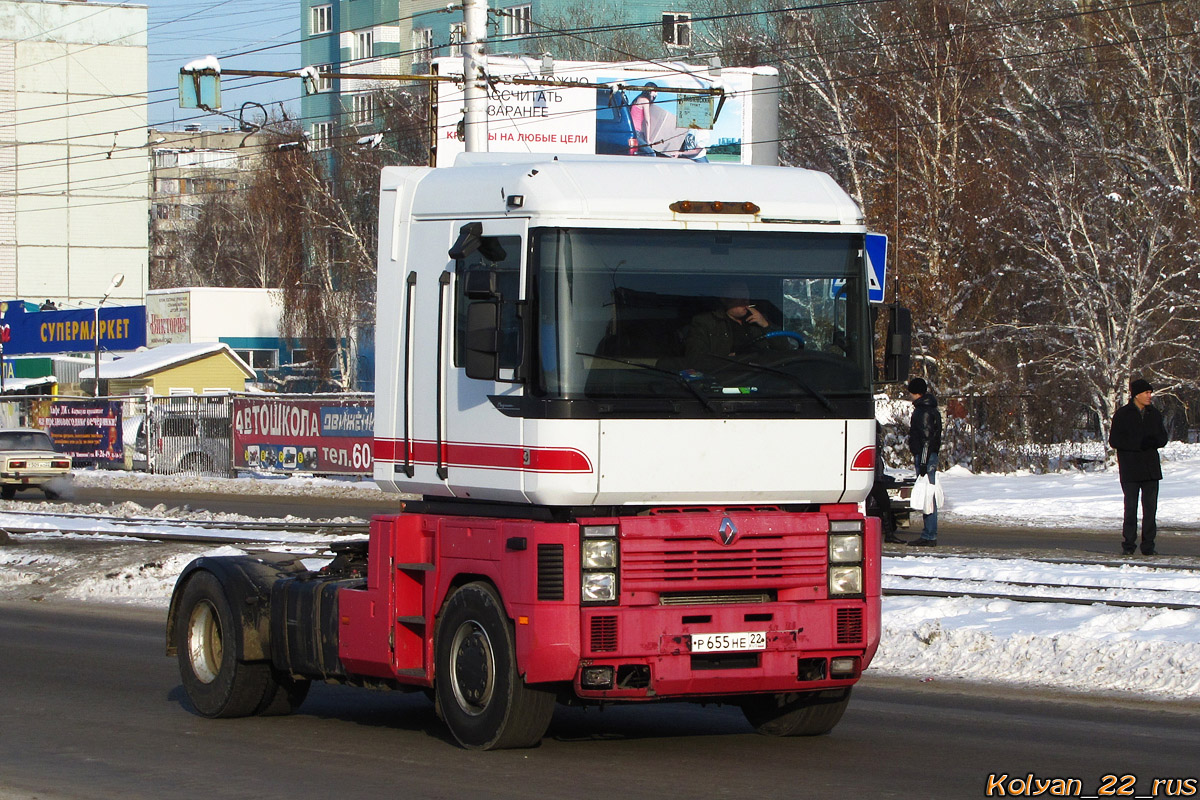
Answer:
690, 631, 767, 653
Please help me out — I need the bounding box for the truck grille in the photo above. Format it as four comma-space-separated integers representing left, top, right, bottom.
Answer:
622, 534, 826, 593
537, 544, 565, 601
589, 616, 619, 653
837, 607, 864, 643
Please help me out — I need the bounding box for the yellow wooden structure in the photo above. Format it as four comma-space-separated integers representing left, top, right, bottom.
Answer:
80, 342, 254, 396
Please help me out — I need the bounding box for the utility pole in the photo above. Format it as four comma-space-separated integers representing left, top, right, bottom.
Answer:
461, 0, 489, 153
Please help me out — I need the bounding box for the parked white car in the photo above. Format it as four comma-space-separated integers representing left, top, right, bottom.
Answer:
0, 429, 72, 500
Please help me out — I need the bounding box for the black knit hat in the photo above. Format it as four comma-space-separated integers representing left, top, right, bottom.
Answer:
1130, 378, 1153, 396
907, 377, 928, 395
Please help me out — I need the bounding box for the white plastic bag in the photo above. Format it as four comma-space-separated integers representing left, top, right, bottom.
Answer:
910, 475, 945, 515
909, 475, 929, 511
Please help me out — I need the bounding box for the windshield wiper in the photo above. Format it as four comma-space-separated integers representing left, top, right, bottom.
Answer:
575, 351, 719, 414
706, 353, 835, 413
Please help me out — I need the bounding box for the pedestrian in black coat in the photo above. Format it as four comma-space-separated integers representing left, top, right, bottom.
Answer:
905, 377, 942, 546
1108, 378, 1169, 555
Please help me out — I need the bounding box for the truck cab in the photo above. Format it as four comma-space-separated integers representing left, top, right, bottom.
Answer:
373, 153, 876, 508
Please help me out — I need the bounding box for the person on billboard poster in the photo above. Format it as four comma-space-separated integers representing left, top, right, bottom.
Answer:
630, 83, 657, 150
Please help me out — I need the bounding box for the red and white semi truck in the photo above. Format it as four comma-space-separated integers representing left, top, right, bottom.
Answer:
167, 153, 905, 749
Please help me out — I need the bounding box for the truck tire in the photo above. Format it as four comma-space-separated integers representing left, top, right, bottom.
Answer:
741, 688, 852, 736
434, 582, 555, 750
175, 570, 273, 718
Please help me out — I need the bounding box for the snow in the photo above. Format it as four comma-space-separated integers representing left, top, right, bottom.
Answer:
181, 56, 220, 73
2, 447, 1199, 700
78, 341, 249, 379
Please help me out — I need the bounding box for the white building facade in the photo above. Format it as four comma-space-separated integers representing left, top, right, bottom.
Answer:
0, 0, 148, 307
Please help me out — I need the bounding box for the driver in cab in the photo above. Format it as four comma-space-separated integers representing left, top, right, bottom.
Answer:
684, 282, 792, 361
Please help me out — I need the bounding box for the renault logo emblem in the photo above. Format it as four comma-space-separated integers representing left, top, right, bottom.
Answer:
718, 517, 738, 546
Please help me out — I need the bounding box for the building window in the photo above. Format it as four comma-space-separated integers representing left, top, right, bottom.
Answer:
352, 29, 374, 61
310, 122, 333, 151
412, 27, 434, 63
316, 63, 333, 92
351, 93, 375, 125
449, 22, 464, 56
662, 13, 691, 47
311, 4, 332, 35
234, 349, 279, 370
502, 5, 532, 38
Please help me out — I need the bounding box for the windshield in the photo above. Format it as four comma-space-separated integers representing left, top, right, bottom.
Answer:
533, 228, 872, 404
0, 431, 56, 452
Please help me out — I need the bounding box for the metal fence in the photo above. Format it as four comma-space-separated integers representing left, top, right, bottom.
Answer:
2, 392, 375, 479
142, 394, 234, 477
1, 393, 234, 477
880, 393, 1195, 474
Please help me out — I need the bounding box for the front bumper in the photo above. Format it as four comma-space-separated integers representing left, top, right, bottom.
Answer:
573, 599, 874, 699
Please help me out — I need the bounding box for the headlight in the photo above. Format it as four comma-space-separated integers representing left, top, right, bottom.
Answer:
583, 539, 617, 569
582, 572, 616, 603
829, 533, 863, 563
581, 524, 620, 604
829, 566, 863, 596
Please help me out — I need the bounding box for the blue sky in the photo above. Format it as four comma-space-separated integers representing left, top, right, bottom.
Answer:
147, 0, 301, 129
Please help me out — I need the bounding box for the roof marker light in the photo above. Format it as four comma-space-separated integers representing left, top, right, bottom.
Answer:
670, 200, 760, 215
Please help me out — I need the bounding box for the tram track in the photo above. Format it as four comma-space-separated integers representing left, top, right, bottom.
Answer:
0, 508, 369, 545
883, 581, 1200, 610
883, 552, 1200, 610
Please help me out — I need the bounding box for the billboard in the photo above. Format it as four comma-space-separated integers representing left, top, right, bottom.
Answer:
0, 302, 147, 356
432, 58, 779, 167
146, 292, 192, 346
34, 399, 124, 466
233, 396, 374, 476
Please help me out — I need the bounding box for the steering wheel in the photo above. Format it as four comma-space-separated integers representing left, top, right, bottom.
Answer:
736, 330, 806, 353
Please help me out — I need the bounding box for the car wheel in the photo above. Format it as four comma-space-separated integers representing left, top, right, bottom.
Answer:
1, 485, 15, 500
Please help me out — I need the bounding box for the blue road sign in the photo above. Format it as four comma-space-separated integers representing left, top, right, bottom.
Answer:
866, 232, 888, 303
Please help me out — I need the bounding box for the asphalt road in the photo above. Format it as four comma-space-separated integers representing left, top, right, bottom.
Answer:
1, 601, 1197, 800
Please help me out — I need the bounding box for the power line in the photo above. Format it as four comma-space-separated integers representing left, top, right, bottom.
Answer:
5, 0, 1198, 198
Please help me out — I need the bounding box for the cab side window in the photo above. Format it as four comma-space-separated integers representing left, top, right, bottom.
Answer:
454, 235, 522, 370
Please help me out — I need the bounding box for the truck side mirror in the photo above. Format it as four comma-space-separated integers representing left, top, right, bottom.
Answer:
884, 304, 911, 384
464, 301, 500, 380
464, 267, 499, 300
449, 222, 508, 263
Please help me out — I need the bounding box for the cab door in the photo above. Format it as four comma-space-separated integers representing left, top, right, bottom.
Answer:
439, 218, 528, 502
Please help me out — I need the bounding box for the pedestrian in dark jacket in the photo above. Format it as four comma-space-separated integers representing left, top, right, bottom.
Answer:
906, 377, 942, 546
1108, 378, 1169, 555
866, 423, 905, 544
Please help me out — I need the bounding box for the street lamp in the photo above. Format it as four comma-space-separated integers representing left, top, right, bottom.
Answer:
94, 273, 125, 397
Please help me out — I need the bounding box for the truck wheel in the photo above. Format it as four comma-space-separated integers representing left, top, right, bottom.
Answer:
434, 582, 555, 750
175, 570, 272, 718
741, 688, 852, 736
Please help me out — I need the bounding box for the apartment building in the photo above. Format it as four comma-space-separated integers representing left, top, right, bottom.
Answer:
0, 0, 148, 306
